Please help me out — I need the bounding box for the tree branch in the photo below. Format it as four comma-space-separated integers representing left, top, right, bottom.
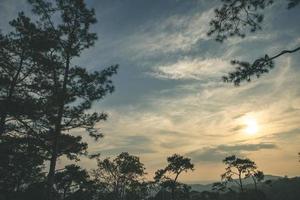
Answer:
223, 46, 300, 85
270, 46, 300, 60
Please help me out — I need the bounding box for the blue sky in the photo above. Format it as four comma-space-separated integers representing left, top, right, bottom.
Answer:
1, 0, 300, 183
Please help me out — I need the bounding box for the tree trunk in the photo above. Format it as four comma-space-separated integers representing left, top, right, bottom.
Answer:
47, 54, 70, 200
171, 172, 180, 200
252, 175, 257, 192
171, 185, 175, 200
238, 173, 244, 192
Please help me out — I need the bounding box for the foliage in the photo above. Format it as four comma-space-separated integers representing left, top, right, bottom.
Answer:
92, 152, 147, 200
208, 0, 274, 42
220, 155, 257, 192
214, 155, 265, 196
208, 0, 300, 85
1, 1, 118, 199
22, 0, 119, 195
55, 164, 90, 199
0, 11, 49, 198
0, 136, 45, 197
154, 154, 194, 200
0, 12, 52, 136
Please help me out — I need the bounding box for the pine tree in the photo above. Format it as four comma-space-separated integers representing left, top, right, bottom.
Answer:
0, 12, 54, 136
0, 12, 55, 197
26, 0, 118, 198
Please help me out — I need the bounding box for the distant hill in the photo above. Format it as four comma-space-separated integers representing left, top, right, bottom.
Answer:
190, 175, 282, 192
150, 176, 300, 200
190, 183, 214, 193
259, 176, 300, 200
188, 176, 300, 200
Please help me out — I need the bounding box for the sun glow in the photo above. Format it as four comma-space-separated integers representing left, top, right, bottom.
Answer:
244, 117, 259, 135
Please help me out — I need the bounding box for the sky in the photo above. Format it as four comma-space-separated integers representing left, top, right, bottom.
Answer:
1, 0, 300, 184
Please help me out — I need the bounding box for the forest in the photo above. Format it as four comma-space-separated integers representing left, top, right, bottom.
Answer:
0, 0, 299, 200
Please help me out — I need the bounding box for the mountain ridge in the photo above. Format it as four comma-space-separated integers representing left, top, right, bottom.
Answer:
189, 174, 283, 192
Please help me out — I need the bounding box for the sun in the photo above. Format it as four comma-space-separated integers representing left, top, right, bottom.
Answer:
244, 117, 259, 135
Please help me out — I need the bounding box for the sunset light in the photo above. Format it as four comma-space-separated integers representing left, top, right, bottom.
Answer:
244, 117, 259, 135
1, 0, 299, 199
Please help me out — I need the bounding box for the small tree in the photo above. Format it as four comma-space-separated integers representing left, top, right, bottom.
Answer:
154, 154, 194, 200
92, 152, 146, 200
221, 155, 257, 192
55, 164, 90, 200
249, 170, 264, 192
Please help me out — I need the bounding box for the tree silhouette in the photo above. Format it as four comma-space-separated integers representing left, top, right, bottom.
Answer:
0, 11, 53, 198
208, 0, 273, 42
0, 136, 45, 197
208, 0, 300, 85
247, 170, 264, 192
25, 1, 118, 198
55, 164, 91, 200
154, 154, 194, 200
220, 155, 259, 192
0, 12, 54, 136
124, 181, 150, 200
92, 152, 146, 200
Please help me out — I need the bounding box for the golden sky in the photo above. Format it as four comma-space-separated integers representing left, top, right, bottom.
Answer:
2, 0, 299, 183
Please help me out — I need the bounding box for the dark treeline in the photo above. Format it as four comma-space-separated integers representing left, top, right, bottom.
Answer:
1, 0, 300, 200
1, 148, 300, 200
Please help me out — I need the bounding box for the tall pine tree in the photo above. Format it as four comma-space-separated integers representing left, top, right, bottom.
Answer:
0, 12, 56, 197
26, 0, 118, 198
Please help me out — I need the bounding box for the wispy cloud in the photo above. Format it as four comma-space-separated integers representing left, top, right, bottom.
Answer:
129, 8, 214, 55
149, 57, 230, 80
89, 134, 156, 156
186, 143, 278, 163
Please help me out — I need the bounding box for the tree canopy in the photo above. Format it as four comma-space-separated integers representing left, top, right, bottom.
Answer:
208, 0, 300, 85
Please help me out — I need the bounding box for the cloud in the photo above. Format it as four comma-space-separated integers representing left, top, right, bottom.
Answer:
218, 143, 277, 151
67, 1, 300, 181
186, 143, 278, 163
230, 124, 246, 132
93, 146, 155, 156
130, 8, 214, 56
259, 128, 300, 141
1, 0, 299, 182
90, 135, 156, 156
86, 1, 299, 181
149, 57, 231, 80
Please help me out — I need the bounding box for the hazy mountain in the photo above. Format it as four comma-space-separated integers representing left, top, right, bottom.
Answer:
187, 176, 300, 200
190, 175, 282, 192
